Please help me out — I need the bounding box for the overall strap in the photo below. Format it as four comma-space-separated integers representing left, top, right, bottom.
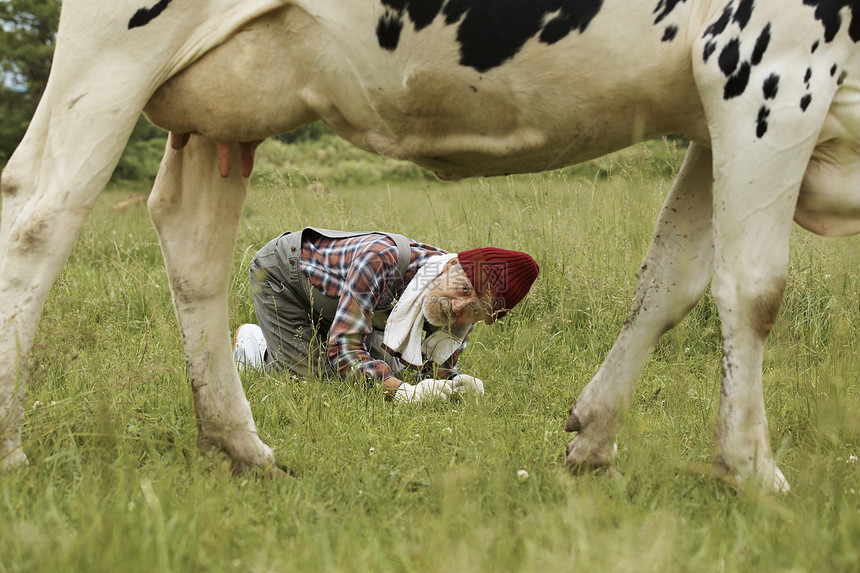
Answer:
387, 232, 411, 294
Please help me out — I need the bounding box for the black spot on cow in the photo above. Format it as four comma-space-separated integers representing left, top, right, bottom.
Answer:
539, 1, 603, 45
733, 0, 754, 29
408, 0, 446, 29
756, 105, 770, 138
703, 40, 718, 62
704, 14, 775, 102
804, 67, 813, 85
803, 0, 860, 42
443, 0, 462, 24
703, 5, 733, 39
724, 62, 751, 99
128, 0, 173, 29
377, 10, 404, 50
801, 93, 813, 111
376, 0, 604, 72
654, 0, 687, 24
831, 63, 839, 75
812, 39, 820, 52
751, 23, 771, 65
662, 25, 679, 41
719, 38, 741, 76
380, 0, 442, 26
762, 73, 779, 99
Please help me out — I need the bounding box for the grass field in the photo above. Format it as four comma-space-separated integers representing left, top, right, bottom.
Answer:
2, 137, 860, 571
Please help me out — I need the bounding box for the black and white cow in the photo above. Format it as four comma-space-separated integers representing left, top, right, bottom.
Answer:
1, 0, 859, 491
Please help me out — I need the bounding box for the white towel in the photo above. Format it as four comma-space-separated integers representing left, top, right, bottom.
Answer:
382, 253, 471, 368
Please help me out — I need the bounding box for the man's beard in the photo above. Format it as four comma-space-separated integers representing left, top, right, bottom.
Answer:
422, 296, 452, 327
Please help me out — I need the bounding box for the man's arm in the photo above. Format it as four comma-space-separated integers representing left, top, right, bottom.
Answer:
326, 250, 399, 383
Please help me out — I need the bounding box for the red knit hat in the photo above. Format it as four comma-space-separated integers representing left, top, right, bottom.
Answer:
457, 247, 539, 322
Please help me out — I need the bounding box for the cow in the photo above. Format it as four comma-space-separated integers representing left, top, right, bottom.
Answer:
1, 0, 858, 492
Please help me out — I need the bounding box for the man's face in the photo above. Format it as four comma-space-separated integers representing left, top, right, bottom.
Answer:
422, 259, 494, 328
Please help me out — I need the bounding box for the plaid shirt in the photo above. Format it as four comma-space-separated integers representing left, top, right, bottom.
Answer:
300, 233, 469, 383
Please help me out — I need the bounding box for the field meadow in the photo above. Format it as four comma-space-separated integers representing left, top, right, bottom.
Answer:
2, 134, 860, 571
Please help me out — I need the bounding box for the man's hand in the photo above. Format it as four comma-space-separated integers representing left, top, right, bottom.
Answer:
451, 374, 485, 396
394, 379, 454, 403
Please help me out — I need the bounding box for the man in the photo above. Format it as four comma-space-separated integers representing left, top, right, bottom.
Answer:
233, 227, 538, 403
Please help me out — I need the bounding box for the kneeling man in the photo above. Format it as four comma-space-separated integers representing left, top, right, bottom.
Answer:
234, 228, 538, 403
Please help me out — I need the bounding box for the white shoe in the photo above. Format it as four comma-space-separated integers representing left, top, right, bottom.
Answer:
233, 324, 267, 371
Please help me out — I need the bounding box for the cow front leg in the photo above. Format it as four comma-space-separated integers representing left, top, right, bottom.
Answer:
565, 143, 715, 471
148, 135, 274, 473
1, 91, 144, 471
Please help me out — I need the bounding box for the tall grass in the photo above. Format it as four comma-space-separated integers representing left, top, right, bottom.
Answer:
2, 138, 860, 571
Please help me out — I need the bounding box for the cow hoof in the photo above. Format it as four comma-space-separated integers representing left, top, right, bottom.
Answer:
564, 411, 581, 432
564, 437, 617, 471
197, 431, 275, 474
713, 459, 791, 494
242, 460, 297, 481
0, 448, 29, 473
230, 442, 276, 474
770, 467, 791, 494
564, 455, 623, 483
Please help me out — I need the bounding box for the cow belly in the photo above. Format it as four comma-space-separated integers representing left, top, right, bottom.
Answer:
144, 1, 703, 179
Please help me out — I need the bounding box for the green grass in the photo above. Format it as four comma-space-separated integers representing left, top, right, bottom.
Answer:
3, 138, 860, 571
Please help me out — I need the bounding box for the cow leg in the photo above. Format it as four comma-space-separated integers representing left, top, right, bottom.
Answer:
0, 0, 282, 473
147, 135, 274, 472
0, 88, 145, 471
0, 24, 201, 472
704, 148, 808, 493
690, 27, 840, 493
565, 142, 715, 470
704, 142, 823, 493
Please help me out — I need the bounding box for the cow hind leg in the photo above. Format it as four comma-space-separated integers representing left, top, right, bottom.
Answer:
564, 142, 715, 471
689, 13, 844, 492
705, 155, 805, 494
147, 135, 275, 473
706, 154, 800, 494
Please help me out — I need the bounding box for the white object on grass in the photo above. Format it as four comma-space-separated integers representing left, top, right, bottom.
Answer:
451, 374, 485, 397
394, 379, 454, 404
